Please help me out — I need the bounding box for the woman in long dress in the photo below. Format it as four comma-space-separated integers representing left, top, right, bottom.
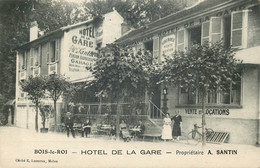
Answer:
161, 113, 172, 141
171, 111, 182, 141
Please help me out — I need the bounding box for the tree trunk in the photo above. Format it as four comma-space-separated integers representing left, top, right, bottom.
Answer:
201, 93, 206, 146
54, 100, 57, 126
35, 102, 39, 132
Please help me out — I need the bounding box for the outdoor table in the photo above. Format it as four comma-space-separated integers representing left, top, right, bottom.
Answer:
129, 128, 141, 140
99, 125, 112, 135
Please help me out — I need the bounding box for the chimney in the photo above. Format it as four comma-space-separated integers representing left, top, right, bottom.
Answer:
30, 21, 38, 41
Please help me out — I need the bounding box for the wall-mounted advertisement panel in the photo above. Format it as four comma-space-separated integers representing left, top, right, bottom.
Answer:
160, 34, 176, 60
65, 24, 97, 81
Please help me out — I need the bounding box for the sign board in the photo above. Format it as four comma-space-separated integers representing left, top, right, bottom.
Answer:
65, 24, 98, 81
161, 34, 176, 58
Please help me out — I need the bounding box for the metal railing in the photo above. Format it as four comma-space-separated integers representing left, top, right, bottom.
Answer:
73, 102, 149, 116
149, 100, 165, 119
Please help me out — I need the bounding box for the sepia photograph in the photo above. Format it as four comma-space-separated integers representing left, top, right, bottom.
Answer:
0, 0, 260, 167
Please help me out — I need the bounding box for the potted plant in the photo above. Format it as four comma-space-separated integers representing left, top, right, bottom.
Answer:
39, 104, 52, 133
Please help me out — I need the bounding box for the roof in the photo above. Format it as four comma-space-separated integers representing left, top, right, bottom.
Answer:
116, 0, 253, 44
16, 18, 96, 51
16, 9, 124, 51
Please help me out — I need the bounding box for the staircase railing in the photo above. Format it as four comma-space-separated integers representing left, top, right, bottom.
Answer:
149, 100, 165, 119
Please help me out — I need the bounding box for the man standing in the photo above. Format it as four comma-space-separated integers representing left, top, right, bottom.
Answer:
65, 112, 75, 138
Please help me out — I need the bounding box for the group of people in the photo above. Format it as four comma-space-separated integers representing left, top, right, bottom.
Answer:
161, 111, 182, 141
64, 112, 145, 141
119, 120, 145, 142
65, 110, 182, 142
64, 112, 91, 138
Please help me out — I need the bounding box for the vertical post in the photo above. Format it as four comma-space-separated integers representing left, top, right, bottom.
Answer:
257, 68, 260, 146
201, 92, 206, 146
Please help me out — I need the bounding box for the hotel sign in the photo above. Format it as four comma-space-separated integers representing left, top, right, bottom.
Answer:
66, 24, 97, 81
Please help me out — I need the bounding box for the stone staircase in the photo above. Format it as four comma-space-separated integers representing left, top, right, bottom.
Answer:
143, 118, 163, 135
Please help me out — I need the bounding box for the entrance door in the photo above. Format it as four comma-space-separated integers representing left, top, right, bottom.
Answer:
151, 84, 161, 118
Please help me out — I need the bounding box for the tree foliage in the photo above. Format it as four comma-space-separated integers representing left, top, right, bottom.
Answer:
162, 41, 242, 95
89, 44, 153, 102
45, 74, 70, 125
161, 41, 242, 145
20, 75, 46, 132
84, 0, 185, 28
0, 0, 79, 102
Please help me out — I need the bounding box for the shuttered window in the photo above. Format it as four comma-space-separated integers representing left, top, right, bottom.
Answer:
177, 29, 186, 51
202, 17, 222, 45
47, 42, 50, 63
201, 21, 210, 44
210, 17, 222, 43
153, 37, 159, 60
30, 49, 33, 67
231, 10, 248, 48
55, 39, 60, 62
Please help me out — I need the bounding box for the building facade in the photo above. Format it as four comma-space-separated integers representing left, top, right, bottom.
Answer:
117, 0, 260, 145
15, 10, 124, 130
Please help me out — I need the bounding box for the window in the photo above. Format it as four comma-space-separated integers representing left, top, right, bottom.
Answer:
201, 17, 222, 45
47, 39, 60, 63
231, 10, 248, 48
223, 15, 231, 48
177, 29, 185, 51
34, 46, 41, 66
180, 88, 196, 104
179, 77, 241, 105
188, 26, 201, 47
153, 37, 159, 61
20, 52, 27, 70
30, 49, 33, 67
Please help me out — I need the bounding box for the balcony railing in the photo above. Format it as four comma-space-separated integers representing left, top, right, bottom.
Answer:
48, 62, 57, 75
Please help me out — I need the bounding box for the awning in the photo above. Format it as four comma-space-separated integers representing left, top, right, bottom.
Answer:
235, 46, 260, 65
5, 99, 15, 106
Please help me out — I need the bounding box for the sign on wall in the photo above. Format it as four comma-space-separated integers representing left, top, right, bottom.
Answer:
66, 24, 97, 81
161, 34, 176, 58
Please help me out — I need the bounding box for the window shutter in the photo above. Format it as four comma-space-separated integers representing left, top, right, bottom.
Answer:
201, 21, 210, 44
39, 45, 42, 66
210, 17, 222, 43
47, 42, 50, 63
30, 49, 33, 67
55, 39, 60, 61
231, 10, 248, 48
177, 29, 184, 51
153, 37, 159, 60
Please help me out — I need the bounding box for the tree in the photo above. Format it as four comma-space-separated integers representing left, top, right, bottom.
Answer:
88, 44, 153, 139
0, 0, 79, 104
45, 74, 69, 126
161, 41, 242, 146
20, 75, 46, 132
39, 103, 52, 130
83, 0, 185, 28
